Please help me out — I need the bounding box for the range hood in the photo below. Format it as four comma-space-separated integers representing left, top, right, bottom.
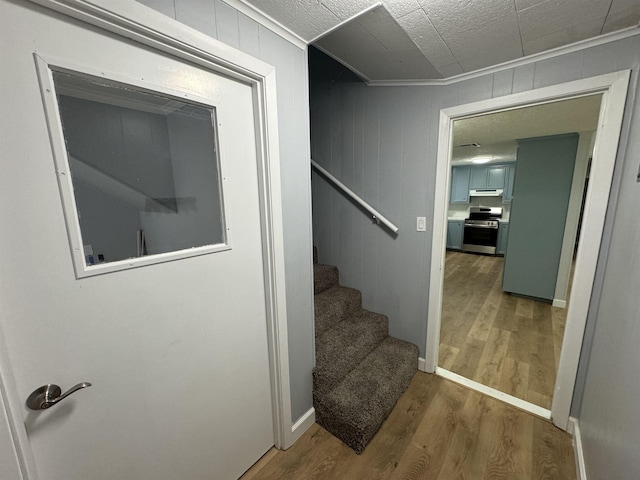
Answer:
469, 189, 503, 197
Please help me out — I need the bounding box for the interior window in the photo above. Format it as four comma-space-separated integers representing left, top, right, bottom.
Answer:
52, 71, 225, 267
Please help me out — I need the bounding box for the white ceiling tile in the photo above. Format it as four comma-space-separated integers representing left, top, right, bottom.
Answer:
609, 0, 640, 14
357, 6, 415, 50
514, 0, 549, 11
437, 63, 465, 77
518, 0, 611, 42
315, 20, 387, 56
315, 5, 442, 80
433, 14, 524, 72
382, 0, 422, 18
418, 0, 518, 29
359, 49, 444, 79
321, 0, 378, 20
242, 0, 340, 40
603, 2, 640, 33
395, 8, 457, 67
523, 17, 605, 55
414, 0, 523, 72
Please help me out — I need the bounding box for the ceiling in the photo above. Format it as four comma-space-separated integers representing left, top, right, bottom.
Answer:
240, 0, 640, 81
452, 94, 602, 164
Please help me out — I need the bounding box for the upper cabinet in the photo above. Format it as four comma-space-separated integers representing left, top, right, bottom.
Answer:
487, 166, 506, 188
470, 165, 505, 189
450, 164, 513, 204
450, 166, 471, 204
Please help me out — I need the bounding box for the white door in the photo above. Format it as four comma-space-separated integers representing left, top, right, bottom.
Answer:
0, 2, 274, 479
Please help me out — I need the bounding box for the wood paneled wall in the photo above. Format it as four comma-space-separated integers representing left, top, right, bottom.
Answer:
138, 0, 314, 423
310, 35, 640, 479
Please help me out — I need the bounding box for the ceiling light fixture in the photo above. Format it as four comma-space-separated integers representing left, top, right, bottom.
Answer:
471, 156, 492, 164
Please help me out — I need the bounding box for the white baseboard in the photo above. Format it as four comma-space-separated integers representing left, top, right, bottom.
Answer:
553, 299, 567, 308
418, 357, 426, 372
287, 407, 315, 447
569, 417, 588, 480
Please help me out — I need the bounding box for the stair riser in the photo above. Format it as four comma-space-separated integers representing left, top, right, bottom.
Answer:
314, 338, 419, 454
314, 313, 388, 397
313, 264, 339, 294
314, 287, 362, 336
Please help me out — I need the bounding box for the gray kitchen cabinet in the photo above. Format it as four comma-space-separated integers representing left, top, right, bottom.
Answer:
470, 167, 488, 188
469, 165, 505, 189
487, 166, 506, 188
447, 220, 464, 249
503, 164, 516, 204
502, 133, 579, 300
450, 166, 471, 204
496, 222, 509, 255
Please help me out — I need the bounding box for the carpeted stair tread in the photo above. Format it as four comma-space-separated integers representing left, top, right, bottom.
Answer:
314, 310, 389, 396
314, 336, 418, 454
314, 286, 362, 336
314, 263, 339, 294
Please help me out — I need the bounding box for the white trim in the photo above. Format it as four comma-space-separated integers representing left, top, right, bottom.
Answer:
12, 0, 294, 461
223, 0, 307, 50
569, 417, 588, 480
367, 26, 640, 87
436, 368, 551, 419
418, 357, 426, 372
553, 299, 567, 308
34, 54, 235, 278
288, 408, 316, 447
426, 70, 631, 432
0, 333, 38, 480
308, 2, 382, 44
28, 0, 277, 83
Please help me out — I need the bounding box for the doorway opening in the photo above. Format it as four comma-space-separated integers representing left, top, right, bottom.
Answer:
440, 96, 601, 417
426, 71, 630, 429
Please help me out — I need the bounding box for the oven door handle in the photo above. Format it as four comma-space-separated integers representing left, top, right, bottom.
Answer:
464, 224, 499, 229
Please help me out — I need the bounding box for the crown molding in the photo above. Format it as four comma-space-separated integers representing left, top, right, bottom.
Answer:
223, 0, 307, 50
367, 25, 640, 87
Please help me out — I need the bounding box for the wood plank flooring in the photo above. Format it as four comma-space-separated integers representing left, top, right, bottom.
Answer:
240, 373, 576, 480
440, 251, 568, 409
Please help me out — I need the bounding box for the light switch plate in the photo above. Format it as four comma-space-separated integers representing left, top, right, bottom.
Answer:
416, 216, 426, 232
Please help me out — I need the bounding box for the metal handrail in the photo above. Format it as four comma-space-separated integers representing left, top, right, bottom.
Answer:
311, 159, 399, 233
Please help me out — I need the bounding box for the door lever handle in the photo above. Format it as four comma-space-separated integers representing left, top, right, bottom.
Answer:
27, 382, 92, 410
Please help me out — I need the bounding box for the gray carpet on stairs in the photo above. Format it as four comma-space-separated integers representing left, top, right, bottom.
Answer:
312, 247, 419, 454
314, 285, 362, 336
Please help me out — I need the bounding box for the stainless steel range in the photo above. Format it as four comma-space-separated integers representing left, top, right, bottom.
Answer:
462, 206, 503, 255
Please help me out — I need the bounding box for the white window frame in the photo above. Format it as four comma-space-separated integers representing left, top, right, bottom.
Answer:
37, 59, 232, 278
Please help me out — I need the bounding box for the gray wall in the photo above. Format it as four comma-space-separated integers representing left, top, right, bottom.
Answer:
137, 0, 314, 423
58, 95, 176, 201
141, 111, 224, 254
311, 36, 640, 478
73, 181, 142, 262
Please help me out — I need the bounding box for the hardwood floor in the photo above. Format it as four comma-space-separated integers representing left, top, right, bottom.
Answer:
439, 251, 568, 409
240, 372, 576, 480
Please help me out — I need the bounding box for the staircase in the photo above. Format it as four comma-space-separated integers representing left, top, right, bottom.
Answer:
312, 248, 419, 454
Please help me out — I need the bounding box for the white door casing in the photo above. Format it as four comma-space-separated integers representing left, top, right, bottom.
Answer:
425, 70, 630, 429
0, 1, 292, 479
